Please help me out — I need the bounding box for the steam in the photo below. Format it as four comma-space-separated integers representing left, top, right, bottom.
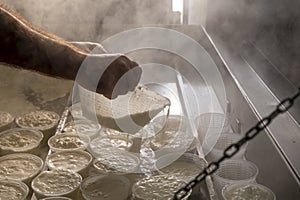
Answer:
206, 0, 300, 88
2, 0, 298, 87
1, 0, 180, 41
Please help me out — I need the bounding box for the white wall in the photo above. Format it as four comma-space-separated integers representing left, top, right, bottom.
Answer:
1, 0, 177, 41
188, 0, 207, 26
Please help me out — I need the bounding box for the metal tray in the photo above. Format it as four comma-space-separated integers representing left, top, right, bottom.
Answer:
20, 43, 220, 198
31, 79, 217, 200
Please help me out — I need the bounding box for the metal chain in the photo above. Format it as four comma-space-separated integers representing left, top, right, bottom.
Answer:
174, 87, 300, 200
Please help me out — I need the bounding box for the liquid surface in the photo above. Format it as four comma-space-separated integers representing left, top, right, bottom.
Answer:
90, 136, 132, 152
81, 175, 129, 200
225, 185, 272, 200
160, 161, 201, 181
0, 155, 42, 180
50, 134, 86, 150
48, 151, 91, 172
64, 120, 100, 138
133, 175, 186, 200
32, 170, 81, 194
0, 181, 27, 200
150, 116, 193, 152
0, 129, 41, 150
16, 111, 59, 129
150, 129, 176, 150
100, 128, 125, 137
150, 115, 186, 148
93, 151, 139, 173
151, 130, 194, 152
93, 161, 119, 174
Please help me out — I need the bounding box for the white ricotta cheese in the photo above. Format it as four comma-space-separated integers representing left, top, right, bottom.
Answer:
0, 128, 43, 154
16, 111, 59, 131
0, 179, 28, 200
48, 133, 90, 151
47, 150, 92, 173
133, 175, 189, 200
0, 153, 43, 181
80, 175, 130, 200
31, 170, 82, 196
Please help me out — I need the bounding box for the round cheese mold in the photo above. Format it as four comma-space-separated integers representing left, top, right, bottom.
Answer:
80, 175, 130, 200
0, 111, 14, 132
16, 110, 59, 130
90, 135, 133, 152
47, 150, 92, 177
92, 150, 139, 174
15, 110, 59, 142
222, 183, 276, 200
63, 120, 101, 140
0, 128, 43, 155
0, 153, 43, 183
48, 133, 90, 152
132, 175, 191, 200
0, 179, 29, 200
150, 115, 195, 155
99, 128, 127, 137
41, 197, 72, 200
31, 169, 82, 199
155, 153, 206, 182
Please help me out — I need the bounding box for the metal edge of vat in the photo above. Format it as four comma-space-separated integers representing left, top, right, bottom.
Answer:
202, 27, 300, 199
176, 73, 218, 200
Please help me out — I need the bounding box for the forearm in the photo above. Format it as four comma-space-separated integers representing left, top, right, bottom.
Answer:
0, 5, 87, 80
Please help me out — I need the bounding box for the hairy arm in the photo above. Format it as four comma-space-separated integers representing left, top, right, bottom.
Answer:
0, 4, 141, 99
0, 4, 87, 80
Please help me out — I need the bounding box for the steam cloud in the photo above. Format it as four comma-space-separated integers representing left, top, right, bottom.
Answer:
1, 0, 179, 41
2, 0, 298, 89
206, 0, 299, 88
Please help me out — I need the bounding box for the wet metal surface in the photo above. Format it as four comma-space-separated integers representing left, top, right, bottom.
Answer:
0, 63, 73, 116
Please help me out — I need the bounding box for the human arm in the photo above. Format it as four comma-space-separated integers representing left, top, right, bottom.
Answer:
0, 5, 141, 99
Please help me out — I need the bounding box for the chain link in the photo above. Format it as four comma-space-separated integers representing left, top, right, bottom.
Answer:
174, 87, 300, 200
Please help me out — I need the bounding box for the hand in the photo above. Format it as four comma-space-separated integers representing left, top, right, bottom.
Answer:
77, 54, 142, 99
97, 55, 141, 99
